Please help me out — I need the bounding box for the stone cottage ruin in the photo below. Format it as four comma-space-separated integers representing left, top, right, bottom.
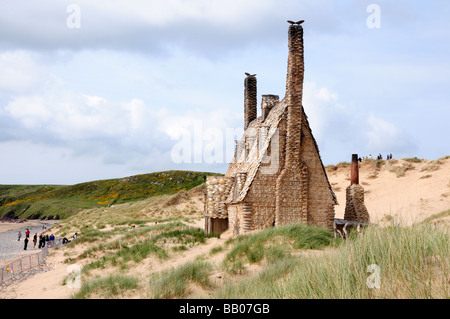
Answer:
204, 21, 338, 235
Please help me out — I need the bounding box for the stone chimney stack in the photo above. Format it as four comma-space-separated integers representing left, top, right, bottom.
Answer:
244, 74, 257, 130
275, 21, 308, 227
285, 23, 305, 168
344, 154, 370, 223
261, 94, 279, 121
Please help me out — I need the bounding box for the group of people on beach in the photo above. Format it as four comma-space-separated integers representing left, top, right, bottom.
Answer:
18, 228, 55, 250
359, 153, 393, 161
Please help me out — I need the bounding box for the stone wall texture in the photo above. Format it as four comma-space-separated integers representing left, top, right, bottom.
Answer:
343, 184, 370, 223
205, 176, 234, 218
244, 75, 257, 130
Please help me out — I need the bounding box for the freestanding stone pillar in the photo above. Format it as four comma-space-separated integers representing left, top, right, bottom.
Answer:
344, 154, 370, 223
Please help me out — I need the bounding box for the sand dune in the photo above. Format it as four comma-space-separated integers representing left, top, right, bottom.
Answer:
327, 157, 450, 225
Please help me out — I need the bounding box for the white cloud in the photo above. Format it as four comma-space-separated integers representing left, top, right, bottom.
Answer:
158, 106, 243, 165
5, 95, 53, 129
84, 0, 275, 27
303, 81, 346, 140
366, 113, 415, 155
82, 94, 106, 108
301, 82, 418, 163
158, 107, 241, 140
6, 92, 118, 139
0, 51, 43, 93
0, 0, 360, 58
0, 0, 281, 55
2, 84, 245, 170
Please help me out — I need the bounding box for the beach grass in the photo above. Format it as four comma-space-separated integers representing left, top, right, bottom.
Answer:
71, 274, 139, 299
222, 223, 333, 274
148, 260, 213, 298
215, 223, 449, 299
76, 222, 218, 275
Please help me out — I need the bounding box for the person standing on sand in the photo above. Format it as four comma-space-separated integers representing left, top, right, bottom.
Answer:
18, 231, 22, 241
26, 228, 30, 239
33, 233, 38, 248
41, 234, 46, 248
24, 236, 29, 250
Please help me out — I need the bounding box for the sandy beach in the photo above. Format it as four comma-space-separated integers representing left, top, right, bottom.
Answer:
0, 221, 59, 265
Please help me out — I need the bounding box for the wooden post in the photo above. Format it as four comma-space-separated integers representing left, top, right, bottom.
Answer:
351, 154, 359, 185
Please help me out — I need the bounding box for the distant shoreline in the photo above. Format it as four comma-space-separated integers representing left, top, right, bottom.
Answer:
0, 220, 58, 233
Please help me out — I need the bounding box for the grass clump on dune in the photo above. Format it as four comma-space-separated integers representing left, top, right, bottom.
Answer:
72, 275, 139, 299
216, 223, 449, 299
403, 157, 422, 163
149, 260, 213, 298
77, 222, 217, 275
223, 223, 333, 274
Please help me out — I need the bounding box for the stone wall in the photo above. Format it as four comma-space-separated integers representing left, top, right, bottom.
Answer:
244, 171, 278, 230
298, 117, 336, 229
205, 176, 234, 218
228, 203, 245, 235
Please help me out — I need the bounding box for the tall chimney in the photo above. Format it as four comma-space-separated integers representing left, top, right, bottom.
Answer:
285, 23, 305, 168
244, 74, 257, 130
351, 154, 359, 185
275, 21, 307, 227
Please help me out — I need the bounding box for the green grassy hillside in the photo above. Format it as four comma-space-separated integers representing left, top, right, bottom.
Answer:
0, 170, 220, 220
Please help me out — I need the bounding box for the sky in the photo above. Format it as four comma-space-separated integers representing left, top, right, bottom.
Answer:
0, 0, 449, 185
